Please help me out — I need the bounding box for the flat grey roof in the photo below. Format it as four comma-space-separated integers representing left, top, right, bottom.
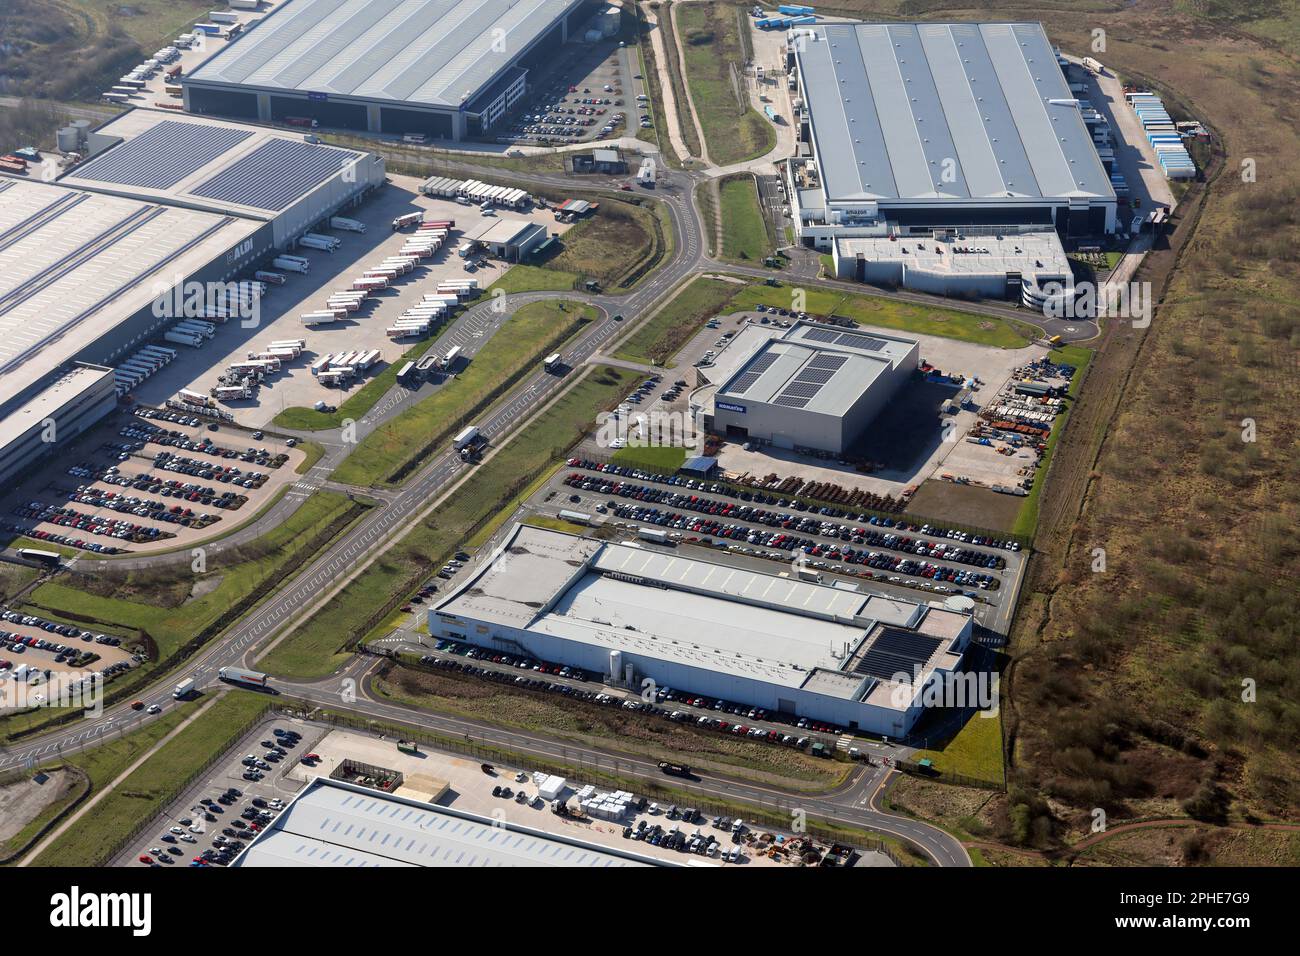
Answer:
187, 0, 584, 110
233, 778, 662, 867
0, 364, 113, 447
0, 179, 260, 411
796, 22, 1113, 204
717, 321, 917, 416
435, 525, 970, 703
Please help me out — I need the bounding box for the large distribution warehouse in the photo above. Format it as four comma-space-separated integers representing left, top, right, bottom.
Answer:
183, 0, 604, 140
430, 524, 973, 737
700, 321, 920, 455
232, 778, 666, 868
0, 109, 384, 485
786, 21, 1116, 300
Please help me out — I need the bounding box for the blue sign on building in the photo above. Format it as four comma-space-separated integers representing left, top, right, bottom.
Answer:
717, 401, 747, 414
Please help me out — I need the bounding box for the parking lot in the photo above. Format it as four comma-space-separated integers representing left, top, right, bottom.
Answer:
1, 405, 306, 557
0, 607, 138, 711
131, 174, 568, 429
496, 38, 643, 146
118, 715, 319, 868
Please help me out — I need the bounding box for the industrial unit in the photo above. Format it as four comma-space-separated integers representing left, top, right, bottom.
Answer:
232, 777, 666, 867
183, 0, 605, 141
700, 321, 920, 455
59, 111, 385, 247
431, 525, 974, 737
0, 365, 117, 487
786, 21, 1116, 299
0, 110, 385, 481
464, 217, 549, 261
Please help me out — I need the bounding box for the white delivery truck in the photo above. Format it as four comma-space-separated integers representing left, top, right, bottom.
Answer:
173, 677, 196, 699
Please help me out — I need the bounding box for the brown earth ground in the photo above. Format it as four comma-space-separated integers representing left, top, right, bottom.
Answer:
822, 0, 1300, 864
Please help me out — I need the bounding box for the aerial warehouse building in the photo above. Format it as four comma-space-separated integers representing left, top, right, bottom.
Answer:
182, 0, 605, 141
431, 524, 974, 738
786, 21, 1116, 300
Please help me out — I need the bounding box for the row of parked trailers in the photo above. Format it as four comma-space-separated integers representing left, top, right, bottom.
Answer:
418, 177, 530, 209
113, 346, 178, 397
1126, 92, 1196, 179
309, 349, 381, 387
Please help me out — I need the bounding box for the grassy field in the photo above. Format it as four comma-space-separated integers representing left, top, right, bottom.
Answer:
0, 0, 212, 99
0, 564, 39, 603
676, 3, 775, 166
911, 712, 1006, 785
613, 276, 742, 366
725, 283, 1041, 348
272, 336, 446, 431
259, 365, 639, 678
718, 174, 774, 263
612, 445, 688, 470
31, 693, 270, 866
655, 2, 705, 160
374, 661, 850, 789
330, 301, 595, 487
484, 264, 578, 294
541, 198, 665, 291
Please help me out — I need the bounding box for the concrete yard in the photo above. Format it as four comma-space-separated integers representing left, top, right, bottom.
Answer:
710, 317, 1047, 496
291, 729, 873, 867
130, 175, 569, 429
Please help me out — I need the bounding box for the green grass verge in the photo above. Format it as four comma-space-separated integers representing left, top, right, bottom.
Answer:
725, 284, 1041, 349
542, 198, 664, 291
910, 710, 1006, 784
259, 365, 640, 679
612, 445, 687, 470
613, 276, 741, 366
25, 491, 357, 662
0, 563, 40, 601
484, 264, 578, 294
330, 300, 596, 487
521, 515, 590, 535
677, 3, 776, 166
718, 174, 774, 263
31, 693, 271, 866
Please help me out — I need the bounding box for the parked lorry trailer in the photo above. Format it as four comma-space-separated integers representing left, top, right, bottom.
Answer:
164, 331, 202, 347
273, 256, 309, 274
330, 216, 367, 233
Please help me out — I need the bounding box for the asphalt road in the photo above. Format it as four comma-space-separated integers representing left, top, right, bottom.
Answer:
0, 142, 1000, 867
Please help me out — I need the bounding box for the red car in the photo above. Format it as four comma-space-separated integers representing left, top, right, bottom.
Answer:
138, 855, 153, 865
130, 700, 145, 710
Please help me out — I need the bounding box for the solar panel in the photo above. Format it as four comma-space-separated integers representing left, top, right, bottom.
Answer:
808, 353, 849, 371
771, 395, 810, 408
75, 121, 254, 189
802, 326, 841, 344
852, 628, 942, 680
835, 331, 889, 352
746, 352, 780, 374
192, 139, 361, 211
728, 371, 762, 394
793, 367, 837, 385
777, 381, 824, 401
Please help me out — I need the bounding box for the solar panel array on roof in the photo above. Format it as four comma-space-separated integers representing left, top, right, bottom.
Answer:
802, 326, 841, 344
834, 331, 888, 352
808, 353, 849, 371
74, 121, 254, 190
772, 394, 811, 408
776, 381, 824, 401
852, 628, 942, 680
191, 139, 361, 211
728, 350, 781, 395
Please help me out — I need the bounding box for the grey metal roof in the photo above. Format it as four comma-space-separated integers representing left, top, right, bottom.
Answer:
73, 121, 254, 190
717, 322, 916, 416
187, 0, 584, 109
233, 778, 662, 867
796, 22, 1113, 203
